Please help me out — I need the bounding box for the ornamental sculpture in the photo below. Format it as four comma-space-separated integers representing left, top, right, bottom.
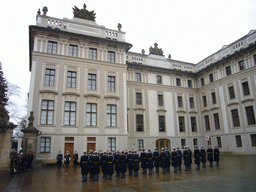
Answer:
117, 23, 122, 31
149, 43, 164, 56
42, 6, 48, 16
72, 4, 96, 21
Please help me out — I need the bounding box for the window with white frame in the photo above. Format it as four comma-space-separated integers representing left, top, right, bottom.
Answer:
108, 51, 115, 62
44, 69, 55, 86
64, 102, 76, 126
69, 44, 78, 57
88, 74, 96, 90
108, 137, 116, 151
41, 100, 54, 125
107, 104, 116, 127
40, 137, 51, 153
138, 139, 144, 151
86, 103, 97, 126
108, 76, 115, 91
67, 71, 76, 88
89, 48, 97, 60
47, 41, 57, 54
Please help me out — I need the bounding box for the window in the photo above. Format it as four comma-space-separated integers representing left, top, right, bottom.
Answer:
193, 139, 198, 147
67, 71, 76, 88
136, 114, 143, 132
251, 134, 256, 147
225, 66, 232, 76
203, 95, 207, 107
245, 106, 255, 125
178, 96, 183, 107
47, 41, 57, 54
107, 104, 116, 127
108, 51, 115, 62
136, 93, 142, 105
181, 139, 186, 149
64, 102, 76, 126
40, 137, 51, 153
88, 74, 96, 90
89, 48, 97, 60
138, 139, 144, 151
191, 117, 197, 132
108, 137, 116, 151
135, 73, 141, 82
41, 100, 54, 125
108, 76, 115, 91
179, 116, 185, 132
189, 97, 194, 108
228, 86, 235, 99
159, 116, 165, 132
205, 115, 210, 131
213, 113, 220, 130
238, 60, 245, 70
217, 137, 222, 148
158, 95, 163, 106
235, 135, 242, 147
157, 75, 162, 84
86, 103, 97, 126
176, 78, 181, 86
211, 92, 217, 104
69, 45, 78, 57
242, 82, 250, 96
201, 78, 204, 86
209, 73, 214, 82
188, 80, 192, 88
231, 109, 240, 127
44, 69, 55, 86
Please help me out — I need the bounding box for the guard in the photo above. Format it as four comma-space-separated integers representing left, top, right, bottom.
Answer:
56, 151, 63, 169
183, 146, 190, 171
147, 149, 154, 175
120, 150, 127, 178
176, 146, 182, 170
106, 152, 114, 179
160, 148, 167, 174
140, 149, 147, 174
200, 145, 206, 167
73, 150, 78, 168
127, 150, 133, 175
165, 147, 171, 172
207, 145, 213, 167
132, 150, 140, 176
171, 147, 178, 173
194, 145, 201, 170
101, 151, 108, 178
64, 151, 71, 168
153, 148, 160, 173
80, 151, 89, 182
214, 145, 220, 166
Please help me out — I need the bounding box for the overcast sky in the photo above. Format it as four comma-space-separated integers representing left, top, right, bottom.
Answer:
0, 0, 256, 122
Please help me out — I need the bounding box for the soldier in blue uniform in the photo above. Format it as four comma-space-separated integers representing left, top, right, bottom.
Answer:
127, 150, 133, 175
89, 150, 94, 179
80, 151, 89, 182
147, 149, 154, 175
207, 145, 213, 167
187, 146, 192, 170
140, 148, 147, 174
64, 151, 71, 168
165, 147, 171, 172
160, 148, 167, 174
153, 148, 160, 173
120, 150, 127, 178
73, 150, 78, 168
114, 151, 120, 177
92, 151, 100, 181
176, 146, 182, 170
183, 146, 190, 171
100, 151, 108, 178
132, 150, 140, 176
194, 145, 201, 170
171, 147, 178, 173
214, 145, 220, 166
57, 151, 63, 169
200, 145, 206, 167
106, 152, 114, 179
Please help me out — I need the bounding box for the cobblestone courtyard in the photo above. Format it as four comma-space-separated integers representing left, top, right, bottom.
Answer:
1, 156, 256, 192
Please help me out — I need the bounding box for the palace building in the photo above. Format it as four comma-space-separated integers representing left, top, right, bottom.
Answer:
28, 6, 256, 163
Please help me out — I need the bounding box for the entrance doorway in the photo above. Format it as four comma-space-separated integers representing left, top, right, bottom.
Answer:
64, 143, 74, 165
87, 143, 96, 151
156, 139, 170, 152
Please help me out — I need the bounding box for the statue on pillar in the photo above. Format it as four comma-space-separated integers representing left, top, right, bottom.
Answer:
28, 111, 34, 128
72, 4, 96, 21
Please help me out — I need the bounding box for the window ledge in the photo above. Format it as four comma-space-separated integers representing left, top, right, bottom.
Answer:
202, 109, 210, 113
62, 92, 80, 96
210, 107, 219, 111
241, 98, 254, 103
189, 111, 197, 114
228, 101, 239, 106
62, 125, 78, 128
157, 109, 167, 112
39, 90, 58, 94
104, 95, 120, 100
105, 127, 119, 129
134, 107, 145, 111
84, 93, 100, 98
84, 126, 99, 128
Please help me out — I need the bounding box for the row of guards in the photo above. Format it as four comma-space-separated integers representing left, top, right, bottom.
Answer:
56, 145, 220, 182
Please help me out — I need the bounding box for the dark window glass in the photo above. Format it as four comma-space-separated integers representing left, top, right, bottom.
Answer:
176, 78, 181, 86
251, 134, 256, 147
157, 75, 162, 84
242, 82, 250, 96
201, 78, 204, 86
226, 66, 232, 76
188, 80, 192, 88
179, 116, 185, 132
217, 137, 222, 148
136, 115, 143, 132
205, 115, 210, 131
181, 139, 186, 149
189, 97, 194, 108
238, 60, 245, 70
159, 116, 165, 132
211, 92, 216, 104
231, 109, 240, 127
158, 95, 163, 106
228, 86, 235, 99
235, 135, 242, 147
178, 96, 183, 107
136, 93, 142, 105
203, 95, 207, 107
214, 113, 220, 130
245, 106, 255, 125
191, 117, 197, 132
209, 73, 214, 82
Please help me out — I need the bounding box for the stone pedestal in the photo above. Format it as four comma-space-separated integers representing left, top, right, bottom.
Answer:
0, 123, 17, 172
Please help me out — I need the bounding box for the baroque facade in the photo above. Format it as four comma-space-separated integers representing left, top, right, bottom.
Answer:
28, 10, 256, 163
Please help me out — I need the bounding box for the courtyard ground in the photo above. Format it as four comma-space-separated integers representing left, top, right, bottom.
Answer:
1, 155, 256, 192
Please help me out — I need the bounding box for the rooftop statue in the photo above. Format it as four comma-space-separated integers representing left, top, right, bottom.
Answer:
72, 4, 96, 21
149, 43, 164, 56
